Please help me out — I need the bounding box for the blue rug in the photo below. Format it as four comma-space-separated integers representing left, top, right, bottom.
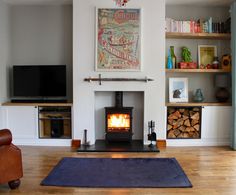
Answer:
41, 157, 192, 188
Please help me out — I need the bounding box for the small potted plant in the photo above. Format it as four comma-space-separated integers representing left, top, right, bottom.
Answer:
178, 47, 197, 69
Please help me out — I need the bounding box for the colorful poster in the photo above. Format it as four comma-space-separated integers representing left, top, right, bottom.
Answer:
96, 8, 141, 71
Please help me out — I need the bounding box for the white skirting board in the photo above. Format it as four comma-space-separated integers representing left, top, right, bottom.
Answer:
167, 138, 230, 147
12, 138, 72, 146
12, 138, 230, 147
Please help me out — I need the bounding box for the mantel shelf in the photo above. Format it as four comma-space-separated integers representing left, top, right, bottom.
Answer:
166, 102, 232, 107
166, 32, 231, 40
165, 69, 231, 73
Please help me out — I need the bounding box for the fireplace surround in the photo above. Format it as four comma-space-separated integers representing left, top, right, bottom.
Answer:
77, 91, 160, 152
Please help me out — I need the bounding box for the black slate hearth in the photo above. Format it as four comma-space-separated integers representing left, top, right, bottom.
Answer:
77, 140, 160, 152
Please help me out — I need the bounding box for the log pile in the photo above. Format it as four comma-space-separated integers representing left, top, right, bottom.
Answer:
167, 107, 201, 139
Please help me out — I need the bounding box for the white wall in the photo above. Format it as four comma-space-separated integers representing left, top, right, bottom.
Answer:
10, 5, 73, 100
166, 5, 230, 21
0, 2, 10, 128
0, 2, 10, 104
73, 0, 166, 144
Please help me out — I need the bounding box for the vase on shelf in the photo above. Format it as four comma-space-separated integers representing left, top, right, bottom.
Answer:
167, 48, 173, 69
215, 74, 230, 102
193, 89, 204, 102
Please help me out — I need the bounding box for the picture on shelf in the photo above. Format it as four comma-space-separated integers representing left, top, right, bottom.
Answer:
169, 78, 188, 102
198, 45, 217, 68
96, 8, 141, 71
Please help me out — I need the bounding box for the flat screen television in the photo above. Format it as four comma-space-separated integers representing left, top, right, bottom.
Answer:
12, 65, 67, 103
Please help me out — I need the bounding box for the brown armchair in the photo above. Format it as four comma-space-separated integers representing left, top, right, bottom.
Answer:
0, 129, 23, 189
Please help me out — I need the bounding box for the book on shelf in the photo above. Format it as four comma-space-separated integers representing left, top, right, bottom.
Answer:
165, 17, 230, 34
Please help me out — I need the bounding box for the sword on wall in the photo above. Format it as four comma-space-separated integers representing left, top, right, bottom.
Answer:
84, 74, 154, 85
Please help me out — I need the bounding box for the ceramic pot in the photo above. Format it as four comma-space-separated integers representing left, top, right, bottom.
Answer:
193, 89, 204, 102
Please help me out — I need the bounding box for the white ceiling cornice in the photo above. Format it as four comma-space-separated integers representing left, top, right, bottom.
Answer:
2, 0, 234, 6
2, 0, 72, 5
166, 0, 234, 7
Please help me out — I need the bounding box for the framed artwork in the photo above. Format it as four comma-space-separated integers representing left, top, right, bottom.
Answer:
169, 78, 188, 102
96, 8, 141, 71
198, 45, 217, 67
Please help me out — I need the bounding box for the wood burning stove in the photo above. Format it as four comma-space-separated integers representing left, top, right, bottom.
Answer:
105, 92, 133, 142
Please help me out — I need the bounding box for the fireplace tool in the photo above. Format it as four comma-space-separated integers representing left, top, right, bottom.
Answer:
83, 129, 90, 146
148, 120, 156, 148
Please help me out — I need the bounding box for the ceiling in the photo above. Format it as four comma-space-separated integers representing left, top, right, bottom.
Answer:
2, 0, 234, 6
166, 0, 234, 6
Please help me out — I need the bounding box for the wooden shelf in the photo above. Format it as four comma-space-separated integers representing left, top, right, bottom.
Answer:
166, 102, 232, 107
2, 102, 73, 107
166, 32, 231, 40
166, 69, 231, 73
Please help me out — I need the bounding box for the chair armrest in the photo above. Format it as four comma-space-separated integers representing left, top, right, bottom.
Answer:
0, 129, 12, 146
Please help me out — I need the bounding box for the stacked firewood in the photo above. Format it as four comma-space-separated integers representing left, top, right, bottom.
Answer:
167, 107, 201, 139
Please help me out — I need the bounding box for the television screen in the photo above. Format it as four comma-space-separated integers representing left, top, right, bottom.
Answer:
13, 65, 66, 101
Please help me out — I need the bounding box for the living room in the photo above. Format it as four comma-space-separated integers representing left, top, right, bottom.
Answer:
0, 0, 236, 194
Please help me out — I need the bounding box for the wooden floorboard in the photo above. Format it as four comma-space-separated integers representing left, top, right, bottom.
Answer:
1, 146, 236, 194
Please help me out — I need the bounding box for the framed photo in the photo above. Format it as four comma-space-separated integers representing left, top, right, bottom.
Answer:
96, 8, 141, 71
198, 45, 217, 67
169, 78, 188, 102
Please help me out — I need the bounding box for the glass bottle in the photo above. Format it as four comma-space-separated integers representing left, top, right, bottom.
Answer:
170, 46, 177, 69
212, 56, 219, 69
167, 48, 173, 69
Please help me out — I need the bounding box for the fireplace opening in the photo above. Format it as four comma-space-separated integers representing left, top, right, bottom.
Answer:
107, 113, 131, 132
105, 92, 133, 142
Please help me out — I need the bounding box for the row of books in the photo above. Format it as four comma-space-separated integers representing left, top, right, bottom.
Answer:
165, 17, 231, 34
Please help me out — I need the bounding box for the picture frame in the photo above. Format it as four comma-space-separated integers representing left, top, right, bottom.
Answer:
95, 8, 141, 71
169, 78, 188, 102
198, 45, 217, 68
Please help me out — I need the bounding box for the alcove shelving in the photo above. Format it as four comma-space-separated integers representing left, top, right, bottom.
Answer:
165, 3, 232, 143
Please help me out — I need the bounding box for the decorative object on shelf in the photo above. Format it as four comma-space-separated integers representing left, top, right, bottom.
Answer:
170, 46, 177, 68
167, 48, 173, 69
212, 56, 220, 69
198, 45, 217, 68
178, 47, 197, 69
179, 61, 198, 69
193, 89, 204, 102
83, 129, 90, 146
114, 0, 129, 7
96, 8, 141, 71
147, 120, 156, 148
84, 74, 154, 85
182, 46, 192, 62
169, 78, 188, 102
50, 119, 64, 138
221, 54, 231, 71
215, 74, 230, 102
